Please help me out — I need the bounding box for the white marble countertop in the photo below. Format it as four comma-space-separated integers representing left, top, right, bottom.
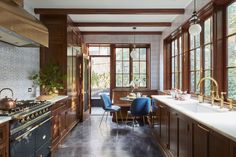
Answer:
0, 116, 11, 124
47, 95, 69, 104
152, 95, 236, 143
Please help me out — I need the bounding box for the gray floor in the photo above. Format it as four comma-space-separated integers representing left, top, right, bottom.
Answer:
54, 116, 163, 157
91, 107, 104, 115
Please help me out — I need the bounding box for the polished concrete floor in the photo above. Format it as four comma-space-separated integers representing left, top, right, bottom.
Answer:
54, 116, 163, 157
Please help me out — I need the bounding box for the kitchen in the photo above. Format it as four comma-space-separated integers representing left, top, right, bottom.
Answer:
1, 0, 236, 157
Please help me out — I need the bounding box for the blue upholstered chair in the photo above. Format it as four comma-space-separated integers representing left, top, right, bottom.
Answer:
100, 94, 123, 127
125, 97, 151, 128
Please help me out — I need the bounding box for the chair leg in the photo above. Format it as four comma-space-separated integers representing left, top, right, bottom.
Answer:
119, 110, 123, 123
99, 111, 106, 127
125, 112, 129, 127
105, 112, 109, 122
143, 116, 145, 125
115, 112, 118, 127
132, 117, 135, 130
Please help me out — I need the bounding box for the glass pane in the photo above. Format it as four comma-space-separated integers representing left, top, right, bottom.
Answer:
172, 41, 175, 56
196, 48, 201, 70
179, 37, 182, 53
227, 2, 236, 35
195, 35, 200, 48
179, 72, 182, 90
123, 48, 130, 61
179, 54, 182, 72
140, 62, 146, 74
175, 39, 178, 55
100, 47, 110, 55
133, 74, 140, 81
172, 73, 175, 89
175, 73, 178, 88
133, 62, 139, 73
175, 56, 178, 72
204, 45, 211, 69
172, 58, 175, 73
140, 48, 147, 60
140, 75, 147, 87
204, 18, 212, 44
116, 48, 122, 60
123, 74, 130, 87
227, 35, 236, 67
116, 62, 122, 73
196, 71, 200, 93
116, 74, 122, 87
228, 68, 236, 99
123, 62, 129, 73
89, 47, 99, 55
190, 51, 195, 71
190, 72, 195, 92
190, 35, 195, 50
204, 70, 211, 96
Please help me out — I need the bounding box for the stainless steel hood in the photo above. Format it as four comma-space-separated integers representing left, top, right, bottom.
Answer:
0, 0, 49, 47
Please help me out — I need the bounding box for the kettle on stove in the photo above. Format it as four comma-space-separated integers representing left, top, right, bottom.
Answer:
0, 88, 17, 110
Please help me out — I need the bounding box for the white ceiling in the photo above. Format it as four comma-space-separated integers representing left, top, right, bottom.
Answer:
25, 0, 193, 33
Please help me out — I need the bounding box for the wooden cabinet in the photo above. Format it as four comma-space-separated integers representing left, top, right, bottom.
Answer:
0, 122, 9, 157
159, 103, 169, 149
156, 101, 234, 157
193, 123, 209, 157
169, 111, 178, 157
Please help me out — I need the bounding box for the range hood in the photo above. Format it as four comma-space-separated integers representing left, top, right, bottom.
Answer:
0, 0, 48, 47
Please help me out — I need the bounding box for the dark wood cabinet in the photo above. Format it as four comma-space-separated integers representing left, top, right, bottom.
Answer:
169, 111, 178, 157
159, 103, 169, 149
0, 122, 9, 157
155, 101, 234, 157
193, 123, 209, 157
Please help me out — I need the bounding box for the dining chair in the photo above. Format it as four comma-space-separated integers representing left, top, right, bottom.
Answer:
125, 97, 151, 128
99, 94, 123, 127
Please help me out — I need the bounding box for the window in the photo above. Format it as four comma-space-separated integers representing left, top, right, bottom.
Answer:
227, 2, 236, 99
189, 34, 201, 93
203, 17, 213, 96
171, 37, 183, 89
115, 47, 148, 88
116, 48, 130, 87
89, 45, 110, 55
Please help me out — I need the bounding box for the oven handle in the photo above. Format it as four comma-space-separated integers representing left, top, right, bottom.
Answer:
14, 116, 53, 141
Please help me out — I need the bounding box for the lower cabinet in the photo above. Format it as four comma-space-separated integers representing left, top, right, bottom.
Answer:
0, 122, 9, 157
51, 97, 78, 153
156, 102, 235, 157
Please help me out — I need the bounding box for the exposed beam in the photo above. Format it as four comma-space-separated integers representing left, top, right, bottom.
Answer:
73, 22, 171, 27
34, 8, 185, 15
81, 31, 162, 35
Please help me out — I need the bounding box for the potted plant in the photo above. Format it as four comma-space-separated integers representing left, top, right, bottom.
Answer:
30, 63, 66, 100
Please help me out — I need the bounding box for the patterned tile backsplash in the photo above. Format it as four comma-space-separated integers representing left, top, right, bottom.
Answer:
0, 42, 40, 100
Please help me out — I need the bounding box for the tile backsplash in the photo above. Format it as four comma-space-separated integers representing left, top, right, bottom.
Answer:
0, 42, 40, 100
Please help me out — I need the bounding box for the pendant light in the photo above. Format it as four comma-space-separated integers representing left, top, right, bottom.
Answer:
130, 27, 137, 59
189, 0, 202, 36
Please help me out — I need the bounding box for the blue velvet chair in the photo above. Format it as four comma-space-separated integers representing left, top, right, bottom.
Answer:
100, 94, 123, 127
125, 97, 151, 128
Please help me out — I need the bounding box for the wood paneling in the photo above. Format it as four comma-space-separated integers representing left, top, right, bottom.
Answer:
73, 22, 171, 27
35, 8, 185, 15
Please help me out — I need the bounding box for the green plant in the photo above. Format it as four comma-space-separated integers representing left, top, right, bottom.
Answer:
30, 63, 66, 95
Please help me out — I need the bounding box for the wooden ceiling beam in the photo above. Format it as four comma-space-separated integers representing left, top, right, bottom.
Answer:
34, 8, 185, 15
81, 31, 162, 35
72, 22, 171, 27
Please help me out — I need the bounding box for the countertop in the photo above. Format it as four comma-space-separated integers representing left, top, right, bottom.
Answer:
47, 95, 69, 104
152, 95, 236, 143
0, 116, 11, 124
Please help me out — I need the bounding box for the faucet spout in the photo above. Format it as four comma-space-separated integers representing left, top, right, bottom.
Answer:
197, 77, 220, 99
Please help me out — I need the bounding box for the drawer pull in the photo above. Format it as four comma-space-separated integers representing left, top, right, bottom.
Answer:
43, 135, 46, 140
197, 124, 209, 132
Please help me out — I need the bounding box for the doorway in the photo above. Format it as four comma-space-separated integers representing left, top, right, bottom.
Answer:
90, 57, 110, 115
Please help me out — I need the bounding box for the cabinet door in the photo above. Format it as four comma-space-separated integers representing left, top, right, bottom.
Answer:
178, 115, 191, 157
169, 111, 178, 157
52, 111, 60, 143
0, 146, 8, 157
159, 104, 169, 149
230, 141, 236, 157
209, 131, 230, 157
193, 123, 209, 157
59, 105, 67, 136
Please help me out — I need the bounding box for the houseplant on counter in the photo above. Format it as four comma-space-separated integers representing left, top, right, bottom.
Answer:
30, 63, 66, 100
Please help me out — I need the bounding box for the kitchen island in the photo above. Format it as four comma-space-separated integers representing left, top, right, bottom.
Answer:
152, 95, 236, 157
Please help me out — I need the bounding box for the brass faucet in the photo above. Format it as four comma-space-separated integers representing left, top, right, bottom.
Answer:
197, 77, 220, 105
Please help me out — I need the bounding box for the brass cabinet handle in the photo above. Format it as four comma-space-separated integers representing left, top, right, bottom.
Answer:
197, 124, 210, 132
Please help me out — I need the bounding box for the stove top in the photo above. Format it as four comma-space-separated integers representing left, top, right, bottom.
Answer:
0, 100, 51, 117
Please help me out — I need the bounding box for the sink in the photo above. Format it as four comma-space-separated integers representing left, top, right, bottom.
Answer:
178, 102, 229, 113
